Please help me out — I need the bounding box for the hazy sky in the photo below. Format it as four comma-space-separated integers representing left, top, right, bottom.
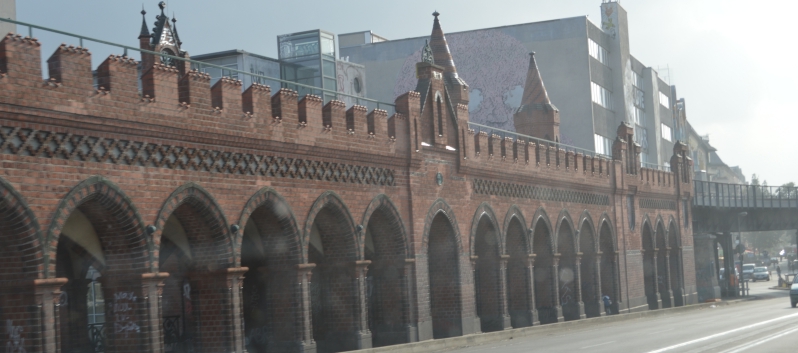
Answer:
15, 0, 797, 185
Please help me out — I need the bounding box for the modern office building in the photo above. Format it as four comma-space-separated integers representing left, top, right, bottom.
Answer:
341, 1, 685, 168
193, 30, 368, 107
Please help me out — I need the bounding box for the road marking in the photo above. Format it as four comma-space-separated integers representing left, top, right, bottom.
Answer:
721, 325, 798, 353
580, 341, 615, 349
644, 311, 798, 353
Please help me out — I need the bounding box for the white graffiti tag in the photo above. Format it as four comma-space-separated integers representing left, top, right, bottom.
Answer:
5, 320, 25, 353
112, 292, 140, 337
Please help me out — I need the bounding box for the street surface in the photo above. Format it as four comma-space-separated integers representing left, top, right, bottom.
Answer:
446, 260, 796, 353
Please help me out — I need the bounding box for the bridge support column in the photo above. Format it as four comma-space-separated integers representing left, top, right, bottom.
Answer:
594, 257, 605, 316
525, 255, 540, 325
574, 255, 586, 319
660, 253, 674, 308
693, 234, 720, 302
551, 255, 564, 322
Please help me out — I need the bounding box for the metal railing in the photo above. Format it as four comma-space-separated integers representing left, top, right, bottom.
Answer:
467, 122, 610, 159
642, 161, 671, 172
693, 180, 798, 208
0, 17, 395, 115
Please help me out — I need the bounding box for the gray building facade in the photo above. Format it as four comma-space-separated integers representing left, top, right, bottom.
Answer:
0, 0, 15, 35
341, 1, 684, 167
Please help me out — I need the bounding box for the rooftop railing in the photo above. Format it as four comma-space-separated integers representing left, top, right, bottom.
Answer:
0, 17, 396, 115
642, 161, 671, 172
693, 180, 798, 209
467, 122, 610, 159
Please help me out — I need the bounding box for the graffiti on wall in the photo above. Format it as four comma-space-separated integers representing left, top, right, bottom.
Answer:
112, 292, 140, 337
5, 320, 25, 353
394, 29, 529, 131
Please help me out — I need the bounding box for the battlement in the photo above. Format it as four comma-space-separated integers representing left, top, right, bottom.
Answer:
0, 34, 407, 162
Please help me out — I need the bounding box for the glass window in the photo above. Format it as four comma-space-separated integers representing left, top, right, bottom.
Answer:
86, 266, 105, 325
634, 124, 648, 150
627, 195, 636, 231
632, 71, 643, 88
661, 123, 672, 142
279, 32, 320, 60
594, 134, 612, 156
633, 107, 644, 125
659, 91, 670, 109
320, 34, 335, 58
588, 39, 609, 65
322, 59, 336, 78
323, 77, 337, 91
591, 82, 613, 110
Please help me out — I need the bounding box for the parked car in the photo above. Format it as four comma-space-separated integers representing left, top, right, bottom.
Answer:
742, 264, 755, 280
790, 275, 798, 307
752, 267, 771, 281
771, 257, 780, 265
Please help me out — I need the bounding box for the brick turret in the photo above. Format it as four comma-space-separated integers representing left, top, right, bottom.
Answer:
513, 53, 560, 142
429, 11, 469, 106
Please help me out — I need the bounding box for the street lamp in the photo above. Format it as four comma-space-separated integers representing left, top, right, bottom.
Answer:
737, 211, 748, 297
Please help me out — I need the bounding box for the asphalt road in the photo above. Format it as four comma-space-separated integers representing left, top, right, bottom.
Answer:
446, 271, 796, 352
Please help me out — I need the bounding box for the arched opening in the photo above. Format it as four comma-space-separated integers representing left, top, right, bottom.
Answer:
598, 221, 619, 314
642, 222, 660, 310
579, 220, 599, 318
668, 221, 684, 307
473, 215, 502, 332
158, 197, 233, 353
0, 182, 43, 353
363, 205, 408, 347
656, 222, 672, 308
532, 219, 557, 324
427, 212, 462, 339
240, 198, 302, 353
505, 216, 532, 328
55, 192, 148, 353
557, 219, 580, 321
308, 204, 359, 353
436, 96, 443, 138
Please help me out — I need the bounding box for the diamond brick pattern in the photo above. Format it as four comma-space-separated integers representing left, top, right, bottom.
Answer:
639, 198, 677, 210
0, 126, 395, 186
473, 179, 610, 206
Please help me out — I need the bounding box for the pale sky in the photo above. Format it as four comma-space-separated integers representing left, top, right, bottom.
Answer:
15, 0, 798, 186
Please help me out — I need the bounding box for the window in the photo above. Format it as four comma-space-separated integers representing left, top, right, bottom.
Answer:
591, 82, 613, 110
588, 39, 609, 65
634, 125, 648, 150
627, 195, 636, 231
659, 91, 670, 109
633, 107, 644, 125
594, 134, 612, 156
661, 123, 672, 142
86, 266, 105, 325
682, 199, 689, 228
632, 71, 643, 88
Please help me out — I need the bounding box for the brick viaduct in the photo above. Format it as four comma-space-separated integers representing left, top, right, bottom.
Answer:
0, 15, 696, 353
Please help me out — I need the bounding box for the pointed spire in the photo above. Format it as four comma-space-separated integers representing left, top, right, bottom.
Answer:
172, 13, 182, 47
428, 11, 465, 88
519, 52, 553, 107
139, 7, 150, 38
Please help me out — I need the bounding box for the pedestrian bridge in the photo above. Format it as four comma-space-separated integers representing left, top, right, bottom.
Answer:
692, 181, 798, 233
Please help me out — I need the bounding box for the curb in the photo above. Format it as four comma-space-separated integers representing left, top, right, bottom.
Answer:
345, 299, 754, 353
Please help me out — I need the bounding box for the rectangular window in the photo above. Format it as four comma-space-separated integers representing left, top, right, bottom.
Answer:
634, 124, 648, 150
661, 123, 672, 142
633, 107, 644, 125
659, 91, 670, 109
591, 82, 613, 110
588, 39, 609, 65
627, 195, 636, 231
633, 71, 643, 88
594, 134, 612, 156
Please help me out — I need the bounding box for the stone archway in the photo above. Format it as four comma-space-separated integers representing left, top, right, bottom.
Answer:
304, 192, 364, 353
579, 214, 600, 318
154, 184, 236, 353
642, 220, 661, 310
422, 200, 464, 339
598, 219, 620, 315
557, 213, 583, 321
656, 220, 673, 308
668, 220, 685, 307
361, 195, 410, 347
238, 188, 304, 353
531, 210, 560, 324
504, 209, 535, 328
471, 208, 506, 332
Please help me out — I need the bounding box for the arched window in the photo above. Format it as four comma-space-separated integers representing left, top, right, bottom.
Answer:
437, 96, 443, 138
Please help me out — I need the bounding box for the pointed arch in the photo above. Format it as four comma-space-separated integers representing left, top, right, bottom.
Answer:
361, 194, 410, 258
502, 206, 529, 254
237, 187, 302, 263
577, 211, 597, 254
597, 213, 618, 253
555, 210, 577, 254
361, 194, 411, 347
654, 214, 667, 248
303, 191, 358, 260
530, 207, 554, 255
597, 214, 620, 314
153, 182, 234, 269
0, 176, 43, 280
421, 198, 463, 255
469, 202, 502, 255
641, 214, 655, 249
45, 176, 150, 277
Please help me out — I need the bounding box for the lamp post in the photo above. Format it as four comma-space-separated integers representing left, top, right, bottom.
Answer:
737, 211, 748, 297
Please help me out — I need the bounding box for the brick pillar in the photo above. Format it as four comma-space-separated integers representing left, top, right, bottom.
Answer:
524, 255, 540, 325
574, 254, 586, 319
594, 256, 605, 316
402, 258, 419, 343
470, 255, 481, 328
139, 273, 169, 353
61, 278, 91, 352
33, 278, 69, 353
295, 263, 317, 353
551, 255, 564, 322
497, 255, 512, 330
649, 250, 662, 309
661, 253, 674, 308
353, 260, 373, 349
227, 267, 248, 353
